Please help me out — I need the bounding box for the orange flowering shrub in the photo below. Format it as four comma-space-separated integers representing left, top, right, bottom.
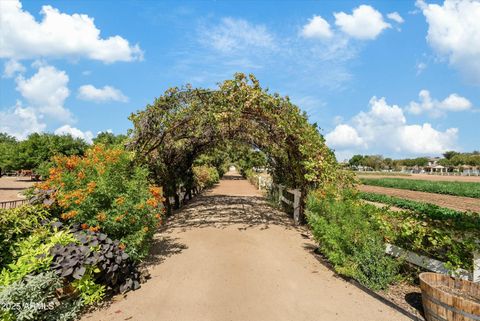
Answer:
36, 145, 165, 260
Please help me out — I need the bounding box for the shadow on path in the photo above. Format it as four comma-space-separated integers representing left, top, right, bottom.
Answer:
143, 235, 188, 267
163, 194, 299, 232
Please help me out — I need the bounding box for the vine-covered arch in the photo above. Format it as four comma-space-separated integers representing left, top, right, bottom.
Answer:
129, 73, 340, 215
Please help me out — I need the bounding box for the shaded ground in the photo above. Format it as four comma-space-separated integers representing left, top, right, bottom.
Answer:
357, 173, 480, 183
359, 184, 480, 213
0, 176, 34, 201
83, 171, 409, 321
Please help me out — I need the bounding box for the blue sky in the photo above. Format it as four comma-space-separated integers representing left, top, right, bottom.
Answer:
0, 0, 479, 161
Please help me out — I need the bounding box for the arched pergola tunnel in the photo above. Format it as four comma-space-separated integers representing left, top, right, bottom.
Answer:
128, 73, 341, 221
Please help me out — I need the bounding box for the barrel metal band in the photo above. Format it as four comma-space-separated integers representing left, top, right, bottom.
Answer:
423, 306, 449, 321
423, 292, 480, 320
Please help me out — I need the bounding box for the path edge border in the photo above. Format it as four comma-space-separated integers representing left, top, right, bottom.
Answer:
310, 248, 425, 321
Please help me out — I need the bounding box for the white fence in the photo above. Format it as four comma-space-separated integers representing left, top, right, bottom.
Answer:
385, 243, 480, 283
275, 184, 302, 225
257, 175, 272, 191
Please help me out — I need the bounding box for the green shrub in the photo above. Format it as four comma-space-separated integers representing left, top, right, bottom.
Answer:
35, 145, 165, 261
192, 165, 219, 189
0, 205, 50, 268
0, 271, 83, 321
352, 239, 401, 290
372, 204, 478, 271
306, 190, 400, 290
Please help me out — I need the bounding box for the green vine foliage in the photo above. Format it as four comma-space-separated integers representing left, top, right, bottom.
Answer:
129, 73, 343, 213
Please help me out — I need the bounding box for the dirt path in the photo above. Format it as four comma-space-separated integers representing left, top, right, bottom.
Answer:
0, 176, 34, 201
357, 173, 480, 182
83, 171, 409, 321
359, 185, 480, 213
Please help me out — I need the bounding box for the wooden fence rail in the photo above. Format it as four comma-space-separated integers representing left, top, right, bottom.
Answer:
254, 177, 303, 225
385, 243, 480, 283
0, 199, 29, 209
274, 184, 302, 225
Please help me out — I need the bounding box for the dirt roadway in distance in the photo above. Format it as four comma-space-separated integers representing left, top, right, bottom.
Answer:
82, 171, 409, 321
359, 184, 480, 213
0, 176, 34, 201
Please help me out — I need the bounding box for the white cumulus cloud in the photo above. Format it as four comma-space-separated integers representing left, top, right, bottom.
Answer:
0, 102, 46, 140
326, 96, 458, 157
77, 85, 128, 103
301, 15, 333, 39
406, 89, 472, 117
325, 124, 364, 148
398, 124, 458, 154
55, 125, 94, 144
334, 5, 391, 40
417, 0, 480, 84
0, 0, 142, 63
15, 64, 73, 122
3, 59, 25, 78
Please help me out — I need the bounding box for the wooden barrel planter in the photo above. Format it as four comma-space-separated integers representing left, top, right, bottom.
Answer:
419, 272, 480, 321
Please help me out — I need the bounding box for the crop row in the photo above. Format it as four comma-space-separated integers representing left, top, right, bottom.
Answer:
359, 191, 480, 229
359, 177, 480, 198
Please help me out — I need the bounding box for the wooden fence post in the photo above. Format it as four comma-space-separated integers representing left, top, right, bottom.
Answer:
292, 189, 301, 225
278, 185, 284, 206
473, 250, 480, 283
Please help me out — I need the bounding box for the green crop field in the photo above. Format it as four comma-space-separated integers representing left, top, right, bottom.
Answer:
360, 177, 480, 198
359, 192, 480, 227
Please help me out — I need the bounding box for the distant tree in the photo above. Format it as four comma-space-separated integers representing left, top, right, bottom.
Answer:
362, 155, 384, 170
449, 153, 480, 166
384, 157, 393, 169
93, 132, 127, 147
0, 133, 19, 175
15, 133, 88, 170
400, 157, 428, 167
443, 151, 459, 160
348, 154, 364, 167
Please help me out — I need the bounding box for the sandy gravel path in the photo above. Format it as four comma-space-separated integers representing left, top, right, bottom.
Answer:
0, 176, 34, 201
83, 171, 409, 321
359, 185, 480, 213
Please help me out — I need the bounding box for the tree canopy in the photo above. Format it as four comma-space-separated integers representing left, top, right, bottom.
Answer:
129, 73, 340, 209
0, 133, 88, 173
